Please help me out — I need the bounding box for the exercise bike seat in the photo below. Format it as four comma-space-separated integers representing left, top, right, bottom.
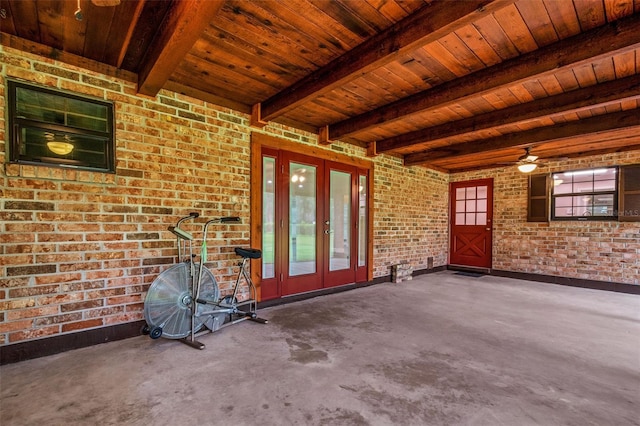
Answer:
235, 247, 262, 259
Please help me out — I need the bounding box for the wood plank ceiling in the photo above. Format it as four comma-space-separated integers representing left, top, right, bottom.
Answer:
1, 0, 639, 172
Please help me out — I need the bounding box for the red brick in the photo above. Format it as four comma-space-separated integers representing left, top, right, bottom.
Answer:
9, 325, 60, 343
61, 318, 104, 332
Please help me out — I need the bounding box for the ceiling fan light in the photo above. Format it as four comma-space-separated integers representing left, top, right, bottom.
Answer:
517, 163, 537, 173
47, 141, 74, 155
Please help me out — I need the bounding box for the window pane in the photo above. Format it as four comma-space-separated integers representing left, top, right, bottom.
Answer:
289, 163, 316, 276
262, 157, 276, 279
555, 196, 573, 207
573, 181, 593, 193
572, 173, 593, 183
555, 196, 574, 217
358, 175, 367, 267
456, 188, 465, 200
329, 170, 351, 272
477, 212, 487, 226
466, 199, 476, 212
554, 181, 572, 194
594, 194, 614, 216
477, 186, 487, 198
594, 179, 615, 191
477, 199, 487, 212
20, 127, 109, 170
455, 213, 465, 225
574, 195, 592, 216
466, 187, 476, 199
456, 200, 465, 212
465, 213, 476, 225
555, 206, 571, 217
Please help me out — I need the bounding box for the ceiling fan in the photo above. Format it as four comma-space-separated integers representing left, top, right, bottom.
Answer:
514, 147, 539, 173
501, 147, 570, 173
497, 147, 544, 173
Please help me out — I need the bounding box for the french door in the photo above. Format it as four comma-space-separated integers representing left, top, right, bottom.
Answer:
260, 149, 368, 299
449, 178, 493, 269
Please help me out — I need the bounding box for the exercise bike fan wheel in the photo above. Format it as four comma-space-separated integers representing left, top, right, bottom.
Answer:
143, 262, 219, 339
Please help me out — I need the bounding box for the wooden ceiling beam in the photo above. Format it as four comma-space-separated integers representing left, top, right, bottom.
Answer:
377, 73, 640, 153
257, 0, 513, 123
330, 12, 640, 140
403, 110, 640, 166
115, 0, 146, 68
137, 0, 224, 97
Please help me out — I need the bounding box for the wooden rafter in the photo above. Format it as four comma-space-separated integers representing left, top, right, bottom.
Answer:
115, 0, 146, 68
329, 12, 640, 140
256, 0, 514, 123
377, 73, 640, 153
137, 0, 224, 97
404, 110, 640, 166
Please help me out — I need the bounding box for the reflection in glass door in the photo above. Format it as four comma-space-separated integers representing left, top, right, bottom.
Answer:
289, 162, 317, 277
262, 156, 275, 280
329, 170, 351, 272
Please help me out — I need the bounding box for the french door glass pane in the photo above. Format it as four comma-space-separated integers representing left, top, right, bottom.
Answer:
262, 157, 276, 279
330, 170, 351, 271
289, 163, 316, 276
358, 175, 367, 267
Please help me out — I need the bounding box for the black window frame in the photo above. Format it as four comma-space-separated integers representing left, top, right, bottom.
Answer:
550, 167, 619, 221
7, 79, 115, 173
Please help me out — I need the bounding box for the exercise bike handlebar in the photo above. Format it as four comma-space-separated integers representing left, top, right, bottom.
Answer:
169, 215, 241, 241
168, 212, 200, 241
203, 216, 241, 238
220, 216, 241, 223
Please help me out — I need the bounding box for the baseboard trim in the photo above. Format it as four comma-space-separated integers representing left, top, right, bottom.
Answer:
413, 265, 448, 276
1, 320, 146, 365
490, 269, 639, 295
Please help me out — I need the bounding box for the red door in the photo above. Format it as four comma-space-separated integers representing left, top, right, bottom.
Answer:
259, 150, 369, 299
282, 152, 324, 295
323, 161, 358, 288
449, 179, 493, 269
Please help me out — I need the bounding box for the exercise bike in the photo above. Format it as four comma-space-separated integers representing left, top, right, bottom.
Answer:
142, 212, 267, 349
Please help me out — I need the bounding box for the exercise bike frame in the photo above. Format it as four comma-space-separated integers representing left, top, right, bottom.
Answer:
144, 213, 267, 350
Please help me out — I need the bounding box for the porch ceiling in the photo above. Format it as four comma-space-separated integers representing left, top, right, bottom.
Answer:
2, 0, 639, 172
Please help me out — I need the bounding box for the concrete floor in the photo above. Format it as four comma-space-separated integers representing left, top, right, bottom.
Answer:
1, 271, 639, 426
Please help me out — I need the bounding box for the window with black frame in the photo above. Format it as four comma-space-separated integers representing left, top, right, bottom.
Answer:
551, 167, 618, 220
8, 80, 115, 173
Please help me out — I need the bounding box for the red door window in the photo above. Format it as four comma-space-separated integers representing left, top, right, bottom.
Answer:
450, 179, 493, 269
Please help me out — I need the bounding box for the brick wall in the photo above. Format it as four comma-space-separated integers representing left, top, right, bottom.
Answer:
0, 46, 450, 346
451, 151, 640, 285
373, 155, 449, 277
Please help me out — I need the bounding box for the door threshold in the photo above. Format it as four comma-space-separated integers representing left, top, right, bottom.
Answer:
448, 265, 491, 275
260, 281, 374, 308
